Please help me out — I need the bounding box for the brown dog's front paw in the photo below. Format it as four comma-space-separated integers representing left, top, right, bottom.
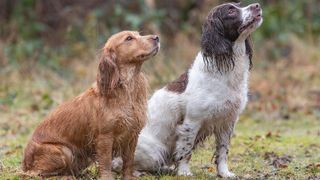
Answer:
100, 174, 115, 180
123, 175, 137, 180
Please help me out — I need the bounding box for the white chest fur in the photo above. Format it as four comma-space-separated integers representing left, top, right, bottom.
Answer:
183, 42, 249, 121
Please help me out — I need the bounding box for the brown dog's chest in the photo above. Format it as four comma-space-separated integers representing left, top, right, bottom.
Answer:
99, 98, 145, 138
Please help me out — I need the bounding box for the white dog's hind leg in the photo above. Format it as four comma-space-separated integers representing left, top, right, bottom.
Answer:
214, 118, 237, 178
174, 118, 201, 176
112, 156, 123, 173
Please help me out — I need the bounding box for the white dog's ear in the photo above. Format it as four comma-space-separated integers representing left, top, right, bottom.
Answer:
245, 37, 253, 69
201, 15, 234, 72
97, 49, 120, 96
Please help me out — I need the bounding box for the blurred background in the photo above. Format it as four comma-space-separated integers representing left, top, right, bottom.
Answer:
0, 0, 319, 178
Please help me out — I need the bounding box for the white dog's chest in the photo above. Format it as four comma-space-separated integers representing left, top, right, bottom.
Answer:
183, 54, 249, 121
184, 86, 247, 121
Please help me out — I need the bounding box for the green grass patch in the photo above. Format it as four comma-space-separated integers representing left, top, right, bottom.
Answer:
1, 116, 319, 179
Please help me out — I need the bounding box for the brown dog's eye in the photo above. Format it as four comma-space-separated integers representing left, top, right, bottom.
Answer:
125, 36, 133, 41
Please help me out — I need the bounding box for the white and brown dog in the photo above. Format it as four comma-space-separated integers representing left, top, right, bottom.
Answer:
113, 2, 263, 178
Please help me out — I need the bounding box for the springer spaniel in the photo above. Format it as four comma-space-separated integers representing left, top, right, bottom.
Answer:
22, 31, 160, 179
113, 2, 263, 178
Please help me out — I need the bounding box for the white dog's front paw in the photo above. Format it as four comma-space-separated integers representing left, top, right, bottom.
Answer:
177, 159, 193, 176
177, 169, 193, 176
218, 170, 236, 178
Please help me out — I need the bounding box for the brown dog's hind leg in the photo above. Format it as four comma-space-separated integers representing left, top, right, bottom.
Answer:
22, 142, 75, 177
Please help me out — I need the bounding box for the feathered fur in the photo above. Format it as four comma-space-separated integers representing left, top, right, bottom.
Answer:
22, 31, 160, 179
112, 3, 263, 178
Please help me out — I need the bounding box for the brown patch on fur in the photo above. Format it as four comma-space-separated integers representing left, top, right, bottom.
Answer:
166, 71, 189, 93
22, 31, 159, 179
201, 3, 254, 72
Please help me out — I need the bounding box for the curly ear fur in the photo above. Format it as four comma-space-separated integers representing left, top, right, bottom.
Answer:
201, 16, 234, 73
97, 50, 120, 96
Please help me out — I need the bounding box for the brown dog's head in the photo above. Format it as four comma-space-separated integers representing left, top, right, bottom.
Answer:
97, 31, 160, 96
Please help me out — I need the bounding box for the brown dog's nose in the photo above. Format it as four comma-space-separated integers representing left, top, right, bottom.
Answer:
250, 3, 261, 11
152, 35, 160, 43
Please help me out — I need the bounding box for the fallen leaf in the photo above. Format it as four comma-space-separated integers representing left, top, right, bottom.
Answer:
271, 155, 292, 169
266, 131, 272, 138
264, 152, 278, 160
264, 152, 292, 169
208, 166, 215, 173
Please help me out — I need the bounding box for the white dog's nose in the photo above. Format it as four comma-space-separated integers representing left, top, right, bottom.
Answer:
249, 3, 261, 12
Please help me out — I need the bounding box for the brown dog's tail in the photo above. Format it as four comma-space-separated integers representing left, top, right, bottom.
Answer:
21, 141, 38, 172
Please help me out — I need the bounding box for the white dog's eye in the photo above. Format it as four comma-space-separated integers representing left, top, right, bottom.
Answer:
228, 6, 236, 15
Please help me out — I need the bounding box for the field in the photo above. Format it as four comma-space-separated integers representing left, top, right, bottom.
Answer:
1, 35, 320, 179
1, 0, 320, 179
1, 111, 319, 179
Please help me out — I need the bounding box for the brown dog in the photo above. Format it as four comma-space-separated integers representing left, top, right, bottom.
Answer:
22, 31, 160, 179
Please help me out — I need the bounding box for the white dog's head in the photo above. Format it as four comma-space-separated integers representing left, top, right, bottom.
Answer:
201, 2, 263, 72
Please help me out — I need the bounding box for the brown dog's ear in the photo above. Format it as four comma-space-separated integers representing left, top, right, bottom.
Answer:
97, 49, 120, 96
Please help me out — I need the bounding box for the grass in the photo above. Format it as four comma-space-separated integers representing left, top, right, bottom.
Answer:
1, 114, 319, 179
146, 115, 320, 179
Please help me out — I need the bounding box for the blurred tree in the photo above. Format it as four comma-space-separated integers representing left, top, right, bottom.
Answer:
0, 0, 319, 66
